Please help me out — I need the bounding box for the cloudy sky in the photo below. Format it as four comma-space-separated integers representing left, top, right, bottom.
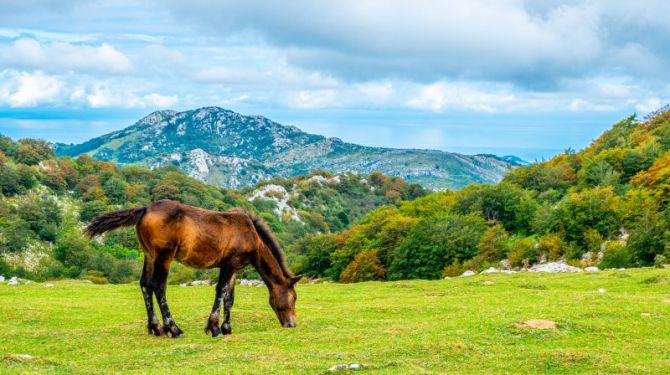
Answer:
0, 0, 668, 160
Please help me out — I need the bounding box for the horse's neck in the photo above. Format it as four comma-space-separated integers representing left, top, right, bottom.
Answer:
253, 245, 288, 287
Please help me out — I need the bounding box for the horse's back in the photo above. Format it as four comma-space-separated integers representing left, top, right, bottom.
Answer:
137, 200, 258, 269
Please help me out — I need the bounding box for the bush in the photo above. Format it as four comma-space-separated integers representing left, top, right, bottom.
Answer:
598, 241, 634, 269
83, 270, 108, 284
441, 261, 463, 277
506, 237, 538, 268
168, 262, 196, 285
654, 254, 667, 268
388, 213, 487, 280
340, 250, 385, 283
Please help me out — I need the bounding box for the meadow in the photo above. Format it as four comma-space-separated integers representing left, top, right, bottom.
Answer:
1, 268, 669, 374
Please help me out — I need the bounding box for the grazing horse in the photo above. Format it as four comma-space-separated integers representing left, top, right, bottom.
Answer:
85, 199, 302, 338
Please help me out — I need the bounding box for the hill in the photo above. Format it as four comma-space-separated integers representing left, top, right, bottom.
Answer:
0, 134, 424, 283
293, 108, 670, 281
1, 269, 669, 373
54, 107, 517, 190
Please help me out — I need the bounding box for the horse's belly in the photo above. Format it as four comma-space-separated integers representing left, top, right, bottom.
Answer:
175, 246, 220, 269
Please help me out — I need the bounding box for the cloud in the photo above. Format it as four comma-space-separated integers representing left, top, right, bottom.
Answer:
161, 0, 670, 92
0, 70, 63, 107
85, 84, 178, 108
0, 38, 132, 74
405, 82, 516, 113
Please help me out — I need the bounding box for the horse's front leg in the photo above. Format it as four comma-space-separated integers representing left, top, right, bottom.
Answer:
152, 256, 184, 338
205, 268, 235, 337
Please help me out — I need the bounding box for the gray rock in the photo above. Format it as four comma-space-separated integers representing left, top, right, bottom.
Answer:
328, 363, 366, 372
480, 267, 500, 274
189, 280, 211, 286
584, 266, 600, 272
0, 275, 4, 283
240, 279, 265, 287
460, 270, 476, 277
529, 262, 582, 273
8, 276, 19, 286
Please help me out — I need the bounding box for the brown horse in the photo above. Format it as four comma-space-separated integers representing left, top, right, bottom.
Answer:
85, 199, 302, 338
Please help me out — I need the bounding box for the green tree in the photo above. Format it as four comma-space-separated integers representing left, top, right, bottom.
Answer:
389, 213, 486, 280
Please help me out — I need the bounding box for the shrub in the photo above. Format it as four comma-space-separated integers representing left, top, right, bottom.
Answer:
598, 241, 634, 269
654, 254, 667, 268
506, 237, 538, 268
477, 223, 509, 261
441, 261, 463, 277
388, 213, 487, 280
83, 270, 108, 284
340, 250, 385, 283
168, 263, 196, 285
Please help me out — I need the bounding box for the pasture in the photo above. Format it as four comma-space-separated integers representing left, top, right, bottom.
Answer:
1, 269, 669, 374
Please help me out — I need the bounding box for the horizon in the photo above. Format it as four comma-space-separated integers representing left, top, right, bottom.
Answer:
1, 1, 669, 161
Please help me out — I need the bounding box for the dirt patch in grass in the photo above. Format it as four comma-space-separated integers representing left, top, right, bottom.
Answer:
543, 350, 593, 372
641, 276, 668, 284
521, 320, 557, 330
518, 283, 548, 290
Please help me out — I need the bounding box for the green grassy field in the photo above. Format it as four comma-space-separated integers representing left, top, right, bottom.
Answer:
1, 269, 669, 374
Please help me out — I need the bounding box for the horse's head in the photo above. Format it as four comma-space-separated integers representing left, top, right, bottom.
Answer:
269, 275, 302, 328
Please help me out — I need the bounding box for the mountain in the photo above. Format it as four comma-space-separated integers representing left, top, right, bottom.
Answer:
55, 107, 518, 190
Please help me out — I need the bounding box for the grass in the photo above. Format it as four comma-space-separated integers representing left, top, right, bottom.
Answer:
1, 268, 669, 374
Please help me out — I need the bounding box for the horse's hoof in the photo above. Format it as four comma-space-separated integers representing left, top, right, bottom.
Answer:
205, 323, 222, 337
171, 332, 185, 339
221, 324, 232, 335
147, 324, 162, 336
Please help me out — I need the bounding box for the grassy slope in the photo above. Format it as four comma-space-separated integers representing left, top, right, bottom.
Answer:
1, 269, 669, 374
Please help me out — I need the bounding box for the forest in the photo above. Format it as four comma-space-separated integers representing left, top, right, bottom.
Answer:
1, 108, 670, 284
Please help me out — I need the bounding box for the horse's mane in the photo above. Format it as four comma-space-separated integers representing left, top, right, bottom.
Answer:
246, 211, 294, 279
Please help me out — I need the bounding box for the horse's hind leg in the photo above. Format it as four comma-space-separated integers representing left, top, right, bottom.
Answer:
221, 272, 237, 335
140, 258, 161, 336
151, 253, 184, 338
205, 268, 235, 337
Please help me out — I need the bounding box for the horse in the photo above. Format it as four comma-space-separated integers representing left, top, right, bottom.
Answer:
84, 199, 302, 338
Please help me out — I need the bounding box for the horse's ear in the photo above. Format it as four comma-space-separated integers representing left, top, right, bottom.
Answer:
289, 275, 303, 286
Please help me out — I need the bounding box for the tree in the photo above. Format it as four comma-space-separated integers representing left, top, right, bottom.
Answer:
340, 250, 385, 283
388, 213, 486, 280
477, 223, 509, 261
15, 139, 53, 165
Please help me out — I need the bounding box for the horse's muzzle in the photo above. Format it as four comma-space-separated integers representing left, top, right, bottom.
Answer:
283, 316, 297, 328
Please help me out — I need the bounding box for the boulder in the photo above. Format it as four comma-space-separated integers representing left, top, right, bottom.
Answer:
480, 267, 500, 274
0, 275, 4, 283
584, 266, 599, 272
328, 363, 366, 372
189, 280, 211, 286
240, 279, 265, 287
529, 262, 582, 273
8, 276, 19, 286
460, 270, 476, 277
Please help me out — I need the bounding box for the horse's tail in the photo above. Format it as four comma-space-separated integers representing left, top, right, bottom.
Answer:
84, 207, 147, 238
249, 214, 293, 279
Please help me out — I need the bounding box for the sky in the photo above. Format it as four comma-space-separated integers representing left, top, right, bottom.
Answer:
0, 0, 668, 161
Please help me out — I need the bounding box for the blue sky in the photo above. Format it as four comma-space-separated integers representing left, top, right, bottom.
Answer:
0, 0, 668, 161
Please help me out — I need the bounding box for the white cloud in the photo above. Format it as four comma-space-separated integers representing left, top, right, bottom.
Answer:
86, 84, 178, 109
0, 70, 63, 107
635, 98, 664, 113
1, 38, 132, 74
285, 90, 338, 109
406, 82, 516, 113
